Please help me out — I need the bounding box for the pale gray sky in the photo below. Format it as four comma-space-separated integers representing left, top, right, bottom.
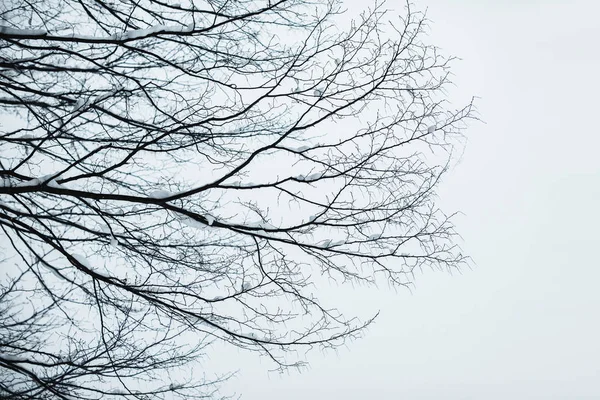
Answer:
220, 1, 600, 398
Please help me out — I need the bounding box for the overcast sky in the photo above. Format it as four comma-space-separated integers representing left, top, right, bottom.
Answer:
217, 1, 600, 399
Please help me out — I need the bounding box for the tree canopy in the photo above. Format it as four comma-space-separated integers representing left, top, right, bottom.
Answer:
0, 0, 473, 398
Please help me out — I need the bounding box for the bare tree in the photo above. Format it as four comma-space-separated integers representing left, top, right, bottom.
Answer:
0, 0, 473, 398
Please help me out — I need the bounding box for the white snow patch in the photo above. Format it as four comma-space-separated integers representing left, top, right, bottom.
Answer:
39, 174, 58, 183
16, 178, 40, 187
148, 189, 171, 199
72, 254, 91, 269
16, 174, 62, 188
47, 266, 64, 280
369, 233, 381, 240
120, 24, 191, 40
47, 179, 63, 189
305, 173, 322, 180
292, 145, 310, 152
245, 221, 276, 229
177, 214, 205, 229
229, 181, 256, 188
205, 215, 215, 226
110, 237, 118, 248
0, 26, 47, 36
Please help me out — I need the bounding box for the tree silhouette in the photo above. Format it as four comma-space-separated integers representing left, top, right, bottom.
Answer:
0, 0, 473, 398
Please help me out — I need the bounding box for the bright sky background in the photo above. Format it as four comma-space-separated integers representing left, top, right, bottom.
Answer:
216, 1, 600, 398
